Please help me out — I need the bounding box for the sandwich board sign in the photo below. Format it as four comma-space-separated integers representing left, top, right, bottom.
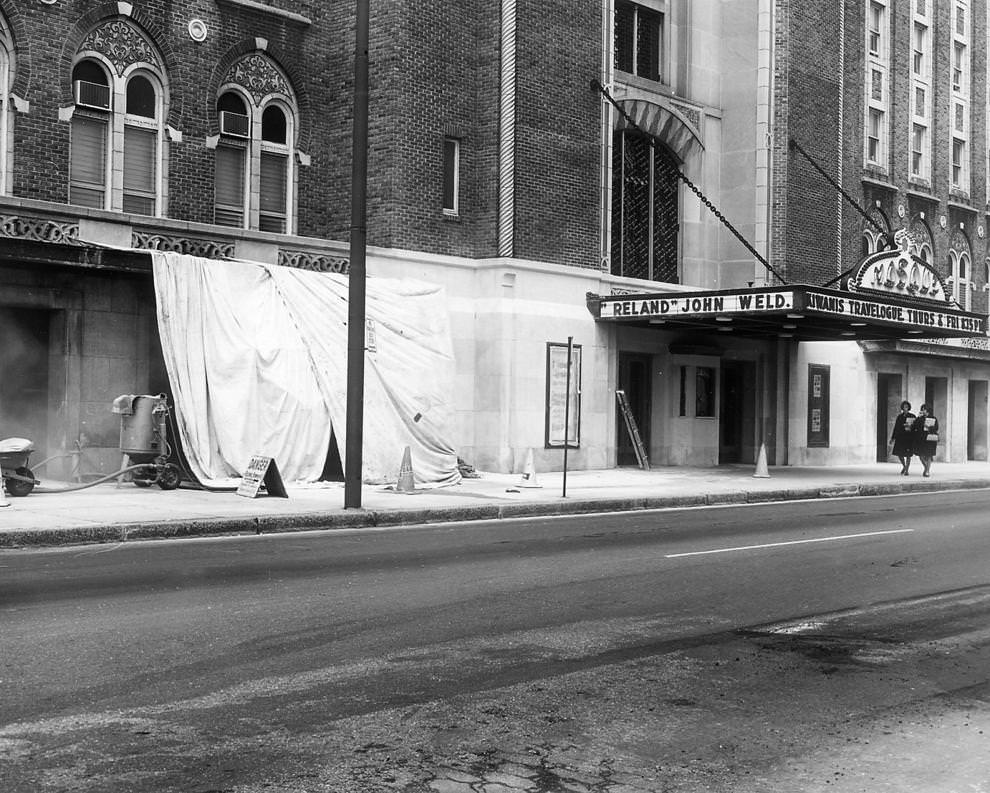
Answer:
236, 455, 289, 498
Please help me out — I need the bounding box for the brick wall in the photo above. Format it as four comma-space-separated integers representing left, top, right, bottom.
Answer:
779, 0, 843, 286
513, 0, 601, 268
779, 0, 990, 313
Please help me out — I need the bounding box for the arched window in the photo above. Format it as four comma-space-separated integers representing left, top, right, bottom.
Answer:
909, 217, 934, 262
610, 129, 679, 282
948, 229, 973, 310
259, 104, 289, 232
69, 60, 111, 208
950, 249, 972, 310
0, 20, 14, 195
122, 72, 161, 214
215, 91, 249, 227
861, 206, 890, 254
70, 45, 166, 215
214, 57, 297, 234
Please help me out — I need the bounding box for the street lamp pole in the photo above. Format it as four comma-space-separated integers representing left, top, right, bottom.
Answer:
344, 0, 370, 508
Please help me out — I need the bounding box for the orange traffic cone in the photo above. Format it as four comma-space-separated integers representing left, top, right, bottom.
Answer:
395, 446, 418, 494
753, 443, 770, 478
516, 448, 542, 488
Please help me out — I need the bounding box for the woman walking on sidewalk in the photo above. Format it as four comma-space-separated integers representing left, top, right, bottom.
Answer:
890, 400, 916, 475
912, 403, 940, 477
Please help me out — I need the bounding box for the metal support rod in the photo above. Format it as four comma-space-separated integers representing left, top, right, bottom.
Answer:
562, 336, 573, 498
788, 137, 895, 290
344, 0, 370, 509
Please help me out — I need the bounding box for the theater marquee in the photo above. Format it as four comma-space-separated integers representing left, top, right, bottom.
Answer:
588, 230, 989, 342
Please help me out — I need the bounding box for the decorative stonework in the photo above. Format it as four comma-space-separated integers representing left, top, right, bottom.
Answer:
278, 249, 348, 273
132, 231, 234, 259
669, 99, 701, 132
227, 54, 290, 104
0, 215, 81, 245
81, 20, 161, 73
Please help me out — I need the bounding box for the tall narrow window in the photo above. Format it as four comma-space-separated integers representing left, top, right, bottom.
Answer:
122, 75, 158, 215
0, 27, 13, 196
868, 3, 883, 55
951, 249, 973, 310
259, 105, 288, 233
70, 60, 110, 208
70, 116, 108, 208
215, 144, 246, 228
864, 1, 890, 172
952, 137, 966, 187
953, 43, 965, 91
950, 0, 970, 193
910, 3, 932, 182
611, 129, 679, 283
868, 109, 883, 163
442, 137, 459, 215
912, 23, 926, 74
614, 1, 665, 84
911, 124, 925, 176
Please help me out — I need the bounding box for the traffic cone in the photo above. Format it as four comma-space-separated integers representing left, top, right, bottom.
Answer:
516, 448, 542, 488
395, 446, 418, 494
0, 476, 10, 507
753, 443, 770, 478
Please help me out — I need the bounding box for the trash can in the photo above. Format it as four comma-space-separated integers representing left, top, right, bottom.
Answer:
112, 394, 167, 459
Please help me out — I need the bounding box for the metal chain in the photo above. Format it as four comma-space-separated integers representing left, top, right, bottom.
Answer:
594, 79, 787, 286
788, 138, 891, 244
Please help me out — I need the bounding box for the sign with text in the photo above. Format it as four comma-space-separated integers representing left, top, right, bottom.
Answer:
846, 228, 949, 303
595, 287, 987, 337
236, 455, 289, 499
599, 291, 794, 319
804, 291, 987, 334
545, 342, 581, 448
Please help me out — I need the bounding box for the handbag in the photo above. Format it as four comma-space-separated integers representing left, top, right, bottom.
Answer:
925, 432, 939, 443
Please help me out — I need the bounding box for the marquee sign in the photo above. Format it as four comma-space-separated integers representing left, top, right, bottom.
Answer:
598, 291, 793, 318
845, 228, 950, 304
590, 284, 987, 341
589, 227, 989, 340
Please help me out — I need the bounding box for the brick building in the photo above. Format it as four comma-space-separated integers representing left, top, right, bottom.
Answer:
0, 0, 987, 485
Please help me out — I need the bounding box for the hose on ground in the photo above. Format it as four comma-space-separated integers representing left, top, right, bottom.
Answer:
32, 465, 163, 494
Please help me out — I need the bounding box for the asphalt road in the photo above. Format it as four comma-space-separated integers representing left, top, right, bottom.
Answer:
2, 490, 990, 792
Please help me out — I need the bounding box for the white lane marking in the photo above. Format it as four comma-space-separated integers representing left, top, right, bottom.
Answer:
665, 528, 914, 558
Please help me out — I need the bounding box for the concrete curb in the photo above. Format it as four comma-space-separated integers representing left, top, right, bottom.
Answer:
2, 477, 988, 548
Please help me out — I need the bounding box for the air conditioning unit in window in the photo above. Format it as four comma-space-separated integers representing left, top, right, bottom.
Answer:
220, 111, 249, 138
73, 80, 111, 110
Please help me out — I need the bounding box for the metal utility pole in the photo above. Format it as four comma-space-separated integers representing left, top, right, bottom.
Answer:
344, 0, 369, 508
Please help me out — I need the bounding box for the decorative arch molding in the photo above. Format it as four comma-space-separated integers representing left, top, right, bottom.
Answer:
210, 39, 310, 152
0, 0, 32, 101
949, 225, 972, 255
908, 215, 935, 260
59, 4, 177, 110
612, 92, 704, 163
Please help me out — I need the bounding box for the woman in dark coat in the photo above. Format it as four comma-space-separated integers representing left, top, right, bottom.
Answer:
889, 400, 916, 475
912, 403, 939, 477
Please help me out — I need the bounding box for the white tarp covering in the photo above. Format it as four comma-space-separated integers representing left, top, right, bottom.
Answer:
151, 251, 461, 486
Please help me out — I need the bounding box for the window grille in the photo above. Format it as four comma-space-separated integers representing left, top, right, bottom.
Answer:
610, 130, 679, 283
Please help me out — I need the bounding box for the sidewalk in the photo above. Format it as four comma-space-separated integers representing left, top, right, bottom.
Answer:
2, 461, 990, 548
